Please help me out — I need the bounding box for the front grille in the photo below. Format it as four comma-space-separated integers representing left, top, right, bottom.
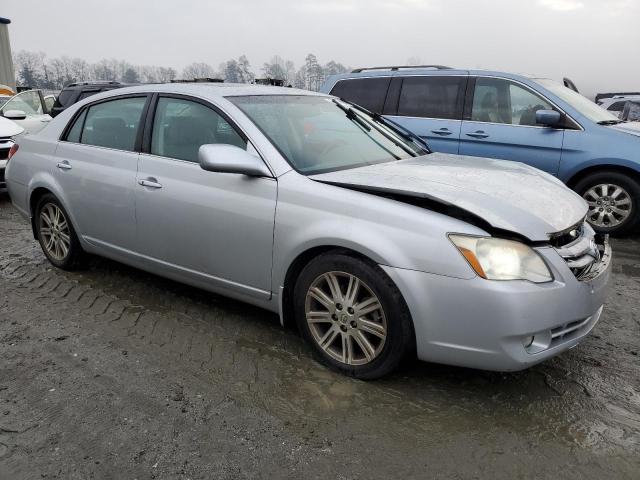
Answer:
551, 222, 608, 281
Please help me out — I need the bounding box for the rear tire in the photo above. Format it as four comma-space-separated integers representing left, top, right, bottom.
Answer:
574, 171, 640, 236
293, 251, 414, 379
35, 193, 85, 270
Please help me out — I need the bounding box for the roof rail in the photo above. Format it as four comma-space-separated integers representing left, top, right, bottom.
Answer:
66, 81, 121, 87
351, 65, 452, 73
170, 78, 224, 83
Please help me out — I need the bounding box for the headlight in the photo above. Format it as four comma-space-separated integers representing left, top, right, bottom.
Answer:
449, 235, 552, 283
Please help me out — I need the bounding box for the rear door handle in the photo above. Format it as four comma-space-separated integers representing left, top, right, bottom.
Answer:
138, 178, 163, 189
431, 128, 452, 136
466, 131, 489, 139
56, 161, 72, 171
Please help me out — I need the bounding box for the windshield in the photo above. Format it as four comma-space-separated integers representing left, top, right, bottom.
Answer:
230, 95, 427, 174
536, 79, 620, 123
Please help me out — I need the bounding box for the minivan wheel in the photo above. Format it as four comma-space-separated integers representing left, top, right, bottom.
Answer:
574, 172, 640, 235
293, 252, 414, 379
35, 194, 85, 270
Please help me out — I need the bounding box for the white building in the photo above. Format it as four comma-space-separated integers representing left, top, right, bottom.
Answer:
0, 17, 16, 94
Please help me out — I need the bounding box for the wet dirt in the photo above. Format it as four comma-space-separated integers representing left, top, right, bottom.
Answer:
0, 194, 638, 479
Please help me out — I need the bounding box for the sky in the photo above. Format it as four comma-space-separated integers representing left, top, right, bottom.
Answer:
3, 0, 639, 98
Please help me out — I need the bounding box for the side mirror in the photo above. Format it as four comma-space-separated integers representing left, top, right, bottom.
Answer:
3, 109, 27, 121
535, 109, 561, 127
198, 144, 271, 177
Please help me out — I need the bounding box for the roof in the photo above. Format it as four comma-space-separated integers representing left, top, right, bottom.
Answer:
108, 82, 324, 99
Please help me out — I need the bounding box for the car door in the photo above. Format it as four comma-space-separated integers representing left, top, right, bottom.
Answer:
459, 77, 564, 174
0, 90, 51, 134
384, 75, 466, 154
135, 95, 277, 300
54, 95, 149, 252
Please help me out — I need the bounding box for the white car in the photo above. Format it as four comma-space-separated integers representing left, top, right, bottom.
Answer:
0, 89, 52, 134
0, 115, 23, 192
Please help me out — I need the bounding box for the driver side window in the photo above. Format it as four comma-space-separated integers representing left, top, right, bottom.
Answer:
151, 97, 246, 163
471, 78, 553, 126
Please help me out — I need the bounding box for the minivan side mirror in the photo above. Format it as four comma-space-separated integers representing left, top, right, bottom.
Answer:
3, 109, 27, 121
198, 144, 271, 177
535, 109, 561, 127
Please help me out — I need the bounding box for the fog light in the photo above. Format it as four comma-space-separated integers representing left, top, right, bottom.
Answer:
523, 336, 535, 348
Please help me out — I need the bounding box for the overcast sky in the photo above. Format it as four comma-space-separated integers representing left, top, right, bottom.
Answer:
3, 0, 639, 97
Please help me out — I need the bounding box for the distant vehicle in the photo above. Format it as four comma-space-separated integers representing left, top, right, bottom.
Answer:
597, 95, 640, 118
595, 91, 640, 104
0, 115, 23, 192
621, 101, 640, 122
6, 83, 611, 378
321, 66, 640, 235
49, 81, 127, 118
0, 89, 52, 134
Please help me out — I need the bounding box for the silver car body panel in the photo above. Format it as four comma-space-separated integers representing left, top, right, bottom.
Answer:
5, 83, 612, 372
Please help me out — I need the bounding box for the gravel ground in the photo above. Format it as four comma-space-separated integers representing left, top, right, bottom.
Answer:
0, 193, 639, 480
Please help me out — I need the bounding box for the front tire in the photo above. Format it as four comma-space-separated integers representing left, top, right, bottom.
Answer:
293, 251, 414, 379
35, 194, 85, 270
574, 171, 640, 236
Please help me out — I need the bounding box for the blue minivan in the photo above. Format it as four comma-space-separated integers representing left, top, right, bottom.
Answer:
321, 66, 640, 235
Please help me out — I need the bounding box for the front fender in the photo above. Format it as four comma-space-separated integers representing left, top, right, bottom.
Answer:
560, 157, 640, 184
271, 174, 485, 291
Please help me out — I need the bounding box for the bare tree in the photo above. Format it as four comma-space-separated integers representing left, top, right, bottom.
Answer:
182, 62, 216, 79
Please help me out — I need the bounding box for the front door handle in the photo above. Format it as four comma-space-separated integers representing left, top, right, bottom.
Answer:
56, 161, 72, 171
466, 131, 489, 139
431, 128, 452, 136
138, 178, 163, 189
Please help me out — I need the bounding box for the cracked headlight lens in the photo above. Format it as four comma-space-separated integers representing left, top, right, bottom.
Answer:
449, 235, 553, 283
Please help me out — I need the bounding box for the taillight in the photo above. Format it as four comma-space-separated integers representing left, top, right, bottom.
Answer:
7, 143, 18, 162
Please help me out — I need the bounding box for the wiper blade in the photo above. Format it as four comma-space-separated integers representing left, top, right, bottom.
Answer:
597, 119, 624, 125
372, 112, 431, 152
332, 100, 371, 132
338, 98, 430, 153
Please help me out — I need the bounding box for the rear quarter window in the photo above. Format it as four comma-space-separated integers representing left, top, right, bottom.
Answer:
329, 77, 391, 113
55, 89, 76, 107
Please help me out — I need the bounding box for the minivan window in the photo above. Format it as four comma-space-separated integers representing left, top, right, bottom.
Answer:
397, 76, 465, 119
150, 97, 246, 163
77, 96, 146, 151
471, 78, 553, 126
329, 77, 391, 113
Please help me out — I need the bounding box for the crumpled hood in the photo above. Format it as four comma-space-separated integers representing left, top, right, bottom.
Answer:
609, 121, 640, 137
310, 153, 588, 241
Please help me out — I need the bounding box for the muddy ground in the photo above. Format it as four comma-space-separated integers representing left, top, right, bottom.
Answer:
0, 194, 638, 480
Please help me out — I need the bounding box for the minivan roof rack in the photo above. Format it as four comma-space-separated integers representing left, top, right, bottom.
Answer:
351, 65, 452, 73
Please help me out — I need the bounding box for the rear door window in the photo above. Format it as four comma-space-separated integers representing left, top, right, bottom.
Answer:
76, 96, 147, 151
329, 77, 391, 113
397, 76, 465, 119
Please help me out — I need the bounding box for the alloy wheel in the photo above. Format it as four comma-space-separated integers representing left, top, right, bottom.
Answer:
305, 271, 387, 366
583, 183, 632, 228
39, 203, 71, 261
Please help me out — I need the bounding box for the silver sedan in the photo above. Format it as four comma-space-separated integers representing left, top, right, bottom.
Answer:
5, 84, 611, 378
